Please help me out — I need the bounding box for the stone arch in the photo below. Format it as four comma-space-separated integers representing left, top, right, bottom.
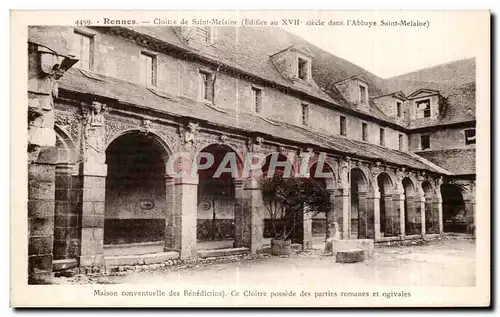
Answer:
441, 183, 467, 233
402, 177, 417, 235
350, 168, 368, 239
262, 152, 297, 178
104, 131, 171, 247
309, 156, 337, 190
106, 129, 173, 158
377, 172, 395, 237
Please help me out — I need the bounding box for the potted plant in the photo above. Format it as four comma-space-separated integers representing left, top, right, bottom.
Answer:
260, 174, 331, 256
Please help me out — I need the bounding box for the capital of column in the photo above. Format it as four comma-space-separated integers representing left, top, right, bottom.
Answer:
393, 193, 405, 201
173, 174, 199, 186
243, 178, 261, 190
335, 187, 349, 197
367, 190, 381, 199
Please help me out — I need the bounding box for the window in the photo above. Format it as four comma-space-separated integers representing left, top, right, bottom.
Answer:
298, 57, 309, 80
416, 99, 431, 118
362, 122, 368, 141
140, 52, 156, 87
396, 102, 402, 117
196, 27, 214, 43
251, 87, 262, 113
200, 71, 214, 103
301, 103, 309, 126
465, 129, 476, 145
420, 134, 430, 150
399, 134, 403, 151
379, 128, 385, 146
339, 116, 347, 136
359, 85, 367, 104
74, 31, 93, 70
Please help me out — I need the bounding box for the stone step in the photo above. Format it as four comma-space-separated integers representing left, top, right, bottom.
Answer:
103, 241, 165, 256
104, 251, 179, 266
53, 259, 78, 271
198, 247, 249, 258
336, 249, 364, 264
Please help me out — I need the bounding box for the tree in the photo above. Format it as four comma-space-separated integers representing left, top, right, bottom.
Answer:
260, 174, 331, 241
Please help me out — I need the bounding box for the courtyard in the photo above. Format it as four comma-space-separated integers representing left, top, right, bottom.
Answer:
54, 237, 475, 287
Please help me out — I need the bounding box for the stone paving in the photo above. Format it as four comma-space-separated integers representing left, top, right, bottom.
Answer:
52, 237, 475, 287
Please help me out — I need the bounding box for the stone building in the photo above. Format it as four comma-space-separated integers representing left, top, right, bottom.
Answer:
27, 26, 476, 279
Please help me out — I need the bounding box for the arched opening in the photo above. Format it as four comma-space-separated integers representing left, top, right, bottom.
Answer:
377, 173, 394, 237
441, 184, 466, 233
308, 162, 335, 240
402, 177, 416, 235
350, 168, 368, 239
105, 132, 168, 248
262, 153, 295, 244
196, 144, 242, 250
422, 181, 434, 234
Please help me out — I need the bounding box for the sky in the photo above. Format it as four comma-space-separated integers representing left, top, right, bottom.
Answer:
281, 10, 485, 78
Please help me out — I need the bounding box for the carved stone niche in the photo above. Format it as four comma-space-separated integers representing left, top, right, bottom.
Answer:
81, 99, 109, 165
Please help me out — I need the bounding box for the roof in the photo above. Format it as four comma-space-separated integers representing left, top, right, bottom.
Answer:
120, 26, 395, 124
415, 148, 476, 175
57, 68, 451, 175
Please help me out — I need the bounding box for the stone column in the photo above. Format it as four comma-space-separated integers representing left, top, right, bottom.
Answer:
367, 190, 381, 240
393, 193, 405, 238
384, 194, 397, 236
415, 195, 426, 238
164, 175, 175, 251
171, 175, 199, 259
79, 163, 107, 267
28, 149, 57, 279
235, 179, 264, 253
464, 199, 475, 235
334, 188, 349, 239
302, 208, 313, 250
357, 192, 368, 239
433, 196, 443, 235
425, 199, 434, 234
233, 179, 245, 248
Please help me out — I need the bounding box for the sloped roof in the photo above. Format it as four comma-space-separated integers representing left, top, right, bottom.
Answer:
415, 148, 476, 175
57, 68, 450, 175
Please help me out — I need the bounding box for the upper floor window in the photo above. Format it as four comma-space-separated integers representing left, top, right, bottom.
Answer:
301, 103, 309, 126
420, 134, 430, 150
416, 99, 431, 119
196, 27, 214, 43
362, 122, 368, 141
359, 85, 367, 104
74, 31, 93, 70
379, 128, 385, 146
297, 57, 309, 80
399, 134, 403, 151
251, 87, 262, 113
200, 70, 214, 103
465, 128, 476, 145
340, 116, 347, 136
140, 52, 156, 87
396, 102, 402, 117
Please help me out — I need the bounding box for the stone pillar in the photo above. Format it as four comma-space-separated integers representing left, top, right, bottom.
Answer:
53, 163, 80, 261
27, 41, 77, 279
334, 188, 349, 239
433, 196, 444, 235
28, 149, 57, 279
233, 179, 245, 248
171, 175, 199, 259
79, 163, 107, 267
357, 192, 368, 239
302, 208, 313, 250
464, 199, 475, 235
367, 190, 381, 240
383, 194, 397, 236
164, 176, 175, 250
425, 200, 434, 234
393, 193, 405, 238
415, 196, 426, 238
235, 179, 264, 253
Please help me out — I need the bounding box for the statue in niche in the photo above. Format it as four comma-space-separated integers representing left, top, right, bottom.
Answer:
83, 101, 107, 158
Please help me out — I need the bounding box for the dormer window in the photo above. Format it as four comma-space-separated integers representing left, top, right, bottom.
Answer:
396, 102, 402, 117
196, 27, 215, 44
359, 85, 367, 104
297, 57, 309, 80
416, 99, 431, 118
